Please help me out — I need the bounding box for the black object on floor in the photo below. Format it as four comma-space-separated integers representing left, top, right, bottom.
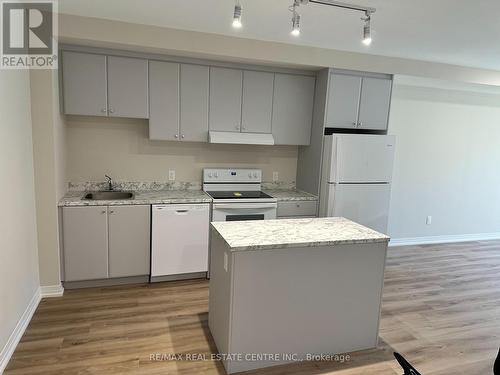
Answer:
394, 352, 422, 375
494, 348, 500, 375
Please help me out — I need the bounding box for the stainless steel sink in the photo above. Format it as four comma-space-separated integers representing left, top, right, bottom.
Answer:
83, 191, 135, 200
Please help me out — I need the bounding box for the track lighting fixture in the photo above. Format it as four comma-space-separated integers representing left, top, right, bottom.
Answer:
232, 0, 376, 45
232, 1, 242, 28
290, 4, 301, 36
362, 11, 372, 45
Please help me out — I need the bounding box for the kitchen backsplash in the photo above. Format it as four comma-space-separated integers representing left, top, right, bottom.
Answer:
68, 180, 296, 191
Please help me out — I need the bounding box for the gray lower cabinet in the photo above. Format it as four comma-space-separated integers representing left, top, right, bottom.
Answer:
62, 51, 108, 116
209, 67, 243, 132
277, 200, 318, 218
107, 56, 149, 118
62, 205, 151, 282
241, 71, 274, 134
325, 72, 392, 131
63, 206, 109, 281
272, 74, 315, 145
108, 205, 151, 278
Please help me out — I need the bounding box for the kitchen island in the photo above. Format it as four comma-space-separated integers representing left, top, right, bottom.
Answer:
208, 217, 389, 374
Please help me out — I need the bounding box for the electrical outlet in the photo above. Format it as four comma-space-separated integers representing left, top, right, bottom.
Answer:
168, 170, 175, 181
272, 171, 279, 182
426, 216, 432, 225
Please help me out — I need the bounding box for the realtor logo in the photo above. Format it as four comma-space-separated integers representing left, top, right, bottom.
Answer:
1, 0, 58, 69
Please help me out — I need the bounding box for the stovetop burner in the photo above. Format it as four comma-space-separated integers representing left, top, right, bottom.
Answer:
206, 190, 273, 200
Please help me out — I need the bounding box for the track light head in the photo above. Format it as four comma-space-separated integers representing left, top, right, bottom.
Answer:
362, 11, 372, 45
232, 2, 242, 28
290, 2, 301, 36
291, 11, 301, 36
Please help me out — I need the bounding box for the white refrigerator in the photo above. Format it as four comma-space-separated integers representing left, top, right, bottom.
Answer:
319, 134, 396, 234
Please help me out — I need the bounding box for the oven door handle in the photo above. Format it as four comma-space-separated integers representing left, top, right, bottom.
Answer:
213, 203, 277, 210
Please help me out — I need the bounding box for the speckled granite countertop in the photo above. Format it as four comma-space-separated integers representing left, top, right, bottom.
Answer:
58, 190, 212, 207
211, 217, 389, 252
263, 189, 318, 201
58, 189, 317, 206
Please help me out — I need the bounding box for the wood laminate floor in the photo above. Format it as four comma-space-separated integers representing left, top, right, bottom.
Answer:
5, 240, 500, 374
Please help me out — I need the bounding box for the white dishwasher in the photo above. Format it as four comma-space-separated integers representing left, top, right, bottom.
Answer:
151, 204, 210, 280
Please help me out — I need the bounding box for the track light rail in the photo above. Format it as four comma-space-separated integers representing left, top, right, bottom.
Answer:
308, 0, 375, 14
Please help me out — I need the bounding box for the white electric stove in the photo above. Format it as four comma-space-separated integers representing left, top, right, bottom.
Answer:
203, 168, 277, 221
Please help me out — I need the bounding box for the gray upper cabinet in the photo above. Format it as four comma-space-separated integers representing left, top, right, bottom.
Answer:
357, 77, 392, 130
107, 56, 149, 118
272, 73, 315, 145
62, 52, 149, 119
149, 62, 209, 142
61, 49, 317, 145
149, 60, 180, 141
62, 51, 107, 116
241, 71, 274, 134
325, 71, 392, 131
325, 74, 362, 129
209, 67, 243, 132
108, 205, 151, 278
63, 206, 109, 282
180, 64, 209, 142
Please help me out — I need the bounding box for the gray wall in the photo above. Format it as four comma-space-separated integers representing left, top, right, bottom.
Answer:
0, 71, 40, 361
388, 77, 500, 240
64, 116, 298, 185
30, 70, 64, 287
59, 13, 500, 86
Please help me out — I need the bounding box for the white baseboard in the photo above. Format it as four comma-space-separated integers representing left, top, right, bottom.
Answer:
0, 287, 41, 374
40, 284, 64, 298
389, 232, 500, 247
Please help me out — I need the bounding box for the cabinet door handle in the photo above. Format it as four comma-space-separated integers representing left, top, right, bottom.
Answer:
235, 125, 240, 130
109, 210, 114, 214
174, 134, 179, 138
109, 108, 115, 114
181, 134, 185, 139
101, 108, 107, 113
358, 122, 362, 127
101, 210, 106, 214
352, 122, 357, 127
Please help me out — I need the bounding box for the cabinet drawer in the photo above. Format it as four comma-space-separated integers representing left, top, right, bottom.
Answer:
277, 200, 317, 218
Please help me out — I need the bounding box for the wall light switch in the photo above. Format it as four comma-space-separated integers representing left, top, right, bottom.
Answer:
272, 171, 279, 182
426, 216, 432, 225
168, 170, 175, 181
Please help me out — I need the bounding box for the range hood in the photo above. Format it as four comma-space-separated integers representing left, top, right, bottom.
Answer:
209, 131, 275, 145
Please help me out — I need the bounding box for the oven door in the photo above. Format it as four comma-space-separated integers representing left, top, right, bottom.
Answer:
212, 202, 277, 222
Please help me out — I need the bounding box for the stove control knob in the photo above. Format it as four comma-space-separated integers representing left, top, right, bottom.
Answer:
214, 172, 219, 178
208, 172, 213, 178
248, 172, 252, 178
253, 172, 258, 178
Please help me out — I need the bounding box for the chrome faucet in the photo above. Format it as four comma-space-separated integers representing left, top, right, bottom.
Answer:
104, 175, 113, 191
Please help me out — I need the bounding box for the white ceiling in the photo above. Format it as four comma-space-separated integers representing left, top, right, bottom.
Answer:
59, 0, 500, 71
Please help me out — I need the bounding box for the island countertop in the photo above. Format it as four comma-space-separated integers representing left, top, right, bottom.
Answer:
211, 217, 390, 252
